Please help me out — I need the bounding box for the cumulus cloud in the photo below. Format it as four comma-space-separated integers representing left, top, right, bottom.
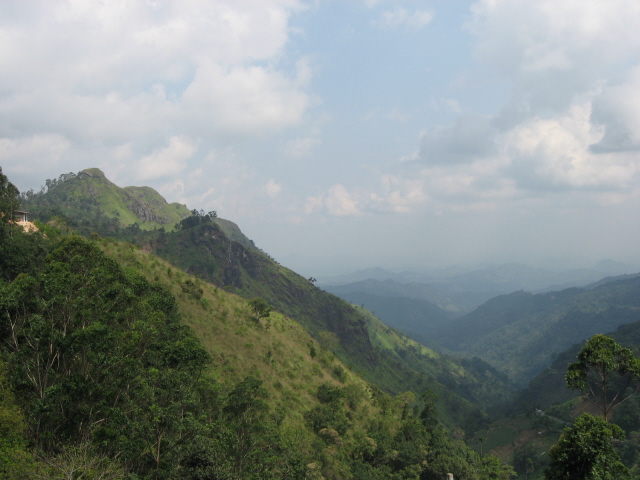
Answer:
136, 136, 197, 181
312, 99, 639, 218
590, 65, 640, 153
363, 0, 640, 216
305, 184, 362, 216
182, 60, 310, 135
499, 104, 636, 191
0, 0, 310, 167
0, 134, 70, 172
469, 0, 640, 115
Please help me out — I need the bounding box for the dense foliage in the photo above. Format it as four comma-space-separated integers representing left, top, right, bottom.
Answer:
545, 413, 630, 480
434, 282, 640, 386
0, 232, 517, 479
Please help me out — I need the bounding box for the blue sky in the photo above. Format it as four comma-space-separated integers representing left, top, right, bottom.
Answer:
2, 0, 640, 275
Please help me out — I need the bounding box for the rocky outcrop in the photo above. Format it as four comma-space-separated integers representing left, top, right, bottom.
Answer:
126, 195, 169, 223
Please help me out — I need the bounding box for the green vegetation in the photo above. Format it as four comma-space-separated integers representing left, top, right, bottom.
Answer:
545, 413, 630, 479
542, 335, 639, 478
17, 169, 516, 430
11, 166, 640, 479
566, 334, 640, 421
0, 167, 19, 233
0, 168, 518, 478
434, 283, 640, 385
19, 168, 190, 233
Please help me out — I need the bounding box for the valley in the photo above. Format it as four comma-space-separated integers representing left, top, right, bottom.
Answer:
2, 167, 640, 479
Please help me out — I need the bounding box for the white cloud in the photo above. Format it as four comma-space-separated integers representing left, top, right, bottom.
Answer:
136, 136, 197, 181
0, 0, 310, 152
311, 99, 640, 219
305, 184, 362, 216
499, 104, 633, 191
374, 7, 433, 30
469, 0, 640, 114
182, 61, 311, 135
0, 134, 70, 170
353, 0, 640, 217
0, 134, 72, 188
265, 179, 283, 198
590, 65, 640, 152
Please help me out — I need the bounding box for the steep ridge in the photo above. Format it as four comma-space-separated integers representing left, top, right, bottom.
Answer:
129, 220, 516, 423
325, 290, 455, 347
325, 278, 463, 313
20, 168, 191, 231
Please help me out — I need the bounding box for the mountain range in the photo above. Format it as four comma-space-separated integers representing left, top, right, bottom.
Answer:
8, 166, 640, 478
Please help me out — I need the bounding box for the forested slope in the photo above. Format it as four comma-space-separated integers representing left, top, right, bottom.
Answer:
433, 279, 640, 385
17, 169, 517, 422
0, 166, 516, 479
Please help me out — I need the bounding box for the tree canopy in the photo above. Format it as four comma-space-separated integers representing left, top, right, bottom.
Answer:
545, 413, 630, 480
0, 166, 20, 232
566, 334, 640, 420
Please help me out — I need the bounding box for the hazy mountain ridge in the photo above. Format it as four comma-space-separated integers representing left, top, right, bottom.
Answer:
322, 290, 454, 349
325, 278, 463, 313
433, 276, 640, 385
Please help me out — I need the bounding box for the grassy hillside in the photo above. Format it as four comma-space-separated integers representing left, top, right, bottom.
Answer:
0, 225, 516, 479
20, 168, 190, 231
99, 237, 372, 425
121, 220, 518, 428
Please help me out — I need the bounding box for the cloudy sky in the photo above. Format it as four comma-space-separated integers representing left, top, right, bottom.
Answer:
2, 0, 640, 275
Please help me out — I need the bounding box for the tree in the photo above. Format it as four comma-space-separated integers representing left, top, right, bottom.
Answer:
0, 167, 20, 235
248, 297, 272, 321
545, 413, 630, 480
566, 334, 640, 421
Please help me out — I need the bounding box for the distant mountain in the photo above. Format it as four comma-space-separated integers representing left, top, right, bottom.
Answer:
327, 291, 455, 348
430, 262, 607, 294
320, 267, 433, 285
325, 278, 462, 313
329, 262, 639, 293
432, 275, 640, 386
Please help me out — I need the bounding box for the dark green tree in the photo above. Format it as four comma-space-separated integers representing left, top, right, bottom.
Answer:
0, 166, 20, 236
545, 413, 630, 480
0, 358, 34, 478
222, 376, 276, 479
248, 297, 272, 322
566, 334, 640, 421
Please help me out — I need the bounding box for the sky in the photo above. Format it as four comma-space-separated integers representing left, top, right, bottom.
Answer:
2, 0, 640, 276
